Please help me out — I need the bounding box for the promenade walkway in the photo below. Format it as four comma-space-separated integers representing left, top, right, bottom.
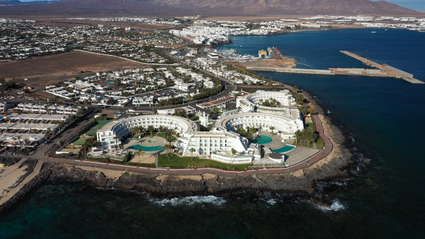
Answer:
30, 113, 333, 177
0, 160, 43, 205
18, 94, 334, 177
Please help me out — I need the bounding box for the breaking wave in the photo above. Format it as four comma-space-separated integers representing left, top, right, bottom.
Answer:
314, 199, 346, 212
149, 195, 226, 206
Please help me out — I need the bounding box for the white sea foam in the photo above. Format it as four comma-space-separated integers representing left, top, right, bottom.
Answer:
266, 199, 277, 205
314, 199, 346, 212
149, 195, 226, 206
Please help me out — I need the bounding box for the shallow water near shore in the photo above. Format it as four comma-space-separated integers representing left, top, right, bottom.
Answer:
1, 28, 425, 238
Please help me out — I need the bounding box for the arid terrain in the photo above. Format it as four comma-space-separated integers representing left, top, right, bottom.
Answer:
235, 58, 297, 69
0, 51, 144, 90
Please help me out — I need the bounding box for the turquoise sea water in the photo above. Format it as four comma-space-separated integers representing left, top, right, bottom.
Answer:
128, 144, 164, 151
1, 29, 424, 238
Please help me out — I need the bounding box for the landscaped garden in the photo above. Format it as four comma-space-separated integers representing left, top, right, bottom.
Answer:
158, 154, 252, 170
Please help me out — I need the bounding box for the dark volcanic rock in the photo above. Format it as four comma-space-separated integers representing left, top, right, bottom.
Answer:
47, 163, 342, 197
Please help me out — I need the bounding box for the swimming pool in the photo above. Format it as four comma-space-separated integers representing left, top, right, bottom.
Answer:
273, 145, 296, 153
129, 145, 165, 151
251, 135, 273, 145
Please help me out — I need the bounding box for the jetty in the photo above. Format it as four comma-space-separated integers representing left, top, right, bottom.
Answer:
247, 51, 424, 84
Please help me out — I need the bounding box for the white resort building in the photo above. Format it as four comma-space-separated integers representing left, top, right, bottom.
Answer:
96, 90, 305, 165
96, 115, 198, 149
215, 112, 303, 139
236, 90, 298, 116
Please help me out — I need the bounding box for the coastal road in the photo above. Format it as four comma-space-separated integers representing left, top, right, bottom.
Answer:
29, 113, 333, 177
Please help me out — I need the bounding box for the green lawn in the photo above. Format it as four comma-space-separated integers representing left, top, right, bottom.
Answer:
293, 142, 313, 148
316, 138, 325, 149
294, 138, 324, 149
84, 120, 111, 137
72, 137, 90, 145
158, 154, 251, 170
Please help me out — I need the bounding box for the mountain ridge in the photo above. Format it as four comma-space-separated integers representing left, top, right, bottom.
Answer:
0, 0, 422, 17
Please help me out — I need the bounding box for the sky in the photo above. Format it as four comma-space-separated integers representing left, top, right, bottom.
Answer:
16, 0, 425, 11
375, 0, 425, 11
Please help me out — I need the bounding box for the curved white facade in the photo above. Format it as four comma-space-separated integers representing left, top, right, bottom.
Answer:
236, 90, 299, 116
246, 90, 295, 106
97, 115, 198, 148
215, 112, 303, 139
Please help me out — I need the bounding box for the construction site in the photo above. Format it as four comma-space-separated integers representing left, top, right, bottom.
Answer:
234, 47, 297, 69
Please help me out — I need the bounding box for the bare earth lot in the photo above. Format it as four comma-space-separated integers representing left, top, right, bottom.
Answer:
0, 51, 143, 90
236, 58, 297, 69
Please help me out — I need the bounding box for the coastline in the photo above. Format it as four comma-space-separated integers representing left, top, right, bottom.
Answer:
0, 84, 357, 211
0, 28, 367, 209
37, 89, 353, 205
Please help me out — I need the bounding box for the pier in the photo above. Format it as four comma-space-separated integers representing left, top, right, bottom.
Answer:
340, 51, 424, 84
246, 67, 333, 75
246, 51, 424, 84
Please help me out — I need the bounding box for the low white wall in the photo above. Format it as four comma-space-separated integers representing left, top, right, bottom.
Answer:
211, 153, 252, 164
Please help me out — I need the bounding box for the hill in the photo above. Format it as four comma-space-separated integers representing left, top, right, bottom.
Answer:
0, 0, 422, 17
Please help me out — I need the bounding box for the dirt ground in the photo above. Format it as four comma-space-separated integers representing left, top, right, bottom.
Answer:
0, 51, 143, 90
236, 58, 296, 68
130, 155, 156, 164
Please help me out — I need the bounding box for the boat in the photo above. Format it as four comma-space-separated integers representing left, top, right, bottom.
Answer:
371, 31, 376, 34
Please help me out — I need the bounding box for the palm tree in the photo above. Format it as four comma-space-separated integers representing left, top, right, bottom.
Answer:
270, 126, 275, 135
189, 148, 196, 161
148, 125, 155, 137
114, 135, 120, 146
164, 144, 172, 159
231, 148, 238, 164
137, 147, 144, 159
130, 127, 139, 138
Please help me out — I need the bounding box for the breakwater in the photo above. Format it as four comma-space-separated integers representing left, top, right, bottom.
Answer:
247, 67, 333, 75
246, 52, 424, 84
340, 51, 424, 84
0, 168, 51, 214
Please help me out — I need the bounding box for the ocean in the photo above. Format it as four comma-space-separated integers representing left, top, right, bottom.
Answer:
1, 28, 424, 238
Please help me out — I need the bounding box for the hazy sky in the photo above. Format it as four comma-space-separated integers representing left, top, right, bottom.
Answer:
377, 0, 425, 11
17, 0, 425, 11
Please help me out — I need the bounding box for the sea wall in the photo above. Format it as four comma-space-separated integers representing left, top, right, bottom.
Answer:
0, 168, 52, 214
46, 88, 353, 199
47, 130, 351, 199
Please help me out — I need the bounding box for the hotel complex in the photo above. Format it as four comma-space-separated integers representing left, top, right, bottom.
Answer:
96, 90, 305, 164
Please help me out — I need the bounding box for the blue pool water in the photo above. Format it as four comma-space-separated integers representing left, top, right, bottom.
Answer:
129, 145, 164, 151
273, 145, 296, 153
251, 135, 273, 144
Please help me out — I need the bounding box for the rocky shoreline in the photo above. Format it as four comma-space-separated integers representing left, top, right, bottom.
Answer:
0, 167, 51, 214
42, 94, 356, 205
0, 88, 361, 210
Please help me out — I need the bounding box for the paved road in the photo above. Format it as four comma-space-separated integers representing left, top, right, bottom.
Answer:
27, 113, 333, 177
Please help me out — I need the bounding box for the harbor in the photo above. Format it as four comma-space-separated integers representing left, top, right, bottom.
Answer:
246, 51, 424, 84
